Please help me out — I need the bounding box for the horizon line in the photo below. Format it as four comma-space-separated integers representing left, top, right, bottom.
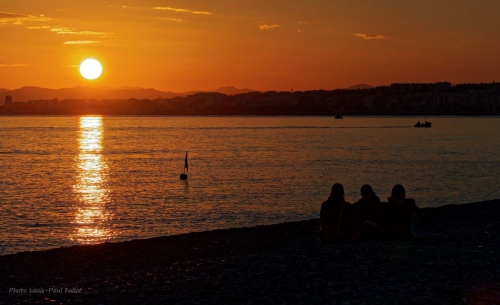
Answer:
2, 81, 500, 94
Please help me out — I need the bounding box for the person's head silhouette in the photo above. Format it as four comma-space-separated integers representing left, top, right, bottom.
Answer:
391, 184, 406, 200
329, 183, 344, 200
360, 184, 376, 198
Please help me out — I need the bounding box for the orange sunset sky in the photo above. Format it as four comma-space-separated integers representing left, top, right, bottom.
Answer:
1, 0, 499, 92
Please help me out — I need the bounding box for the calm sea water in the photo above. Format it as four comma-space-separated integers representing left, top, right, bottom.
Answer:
1, 116, 499, 255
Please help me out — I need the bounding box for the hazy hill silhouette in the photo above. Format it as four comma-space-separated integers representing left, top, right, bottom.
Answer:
214, 86, 257, 95
0, 86, 182, 102
0, 86, 258, 103
346, 84, 374, 90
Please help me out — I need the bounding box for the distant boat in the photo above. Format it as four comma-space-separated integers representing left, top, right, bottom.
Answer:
335, 115, 344, 119
415, 115, 431, 128
415, 121, 432, 128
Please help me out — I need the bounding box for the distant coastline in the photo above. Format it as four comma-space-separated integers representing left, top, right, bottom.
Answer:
1, 82, 499, 116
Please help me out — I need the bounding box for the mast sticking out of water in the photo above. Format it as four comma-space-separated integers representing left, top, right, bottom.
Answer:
180, 151, 188, 180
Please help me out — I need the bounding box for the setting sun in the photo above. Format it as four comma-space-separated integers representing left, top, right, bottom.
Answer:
79, 59, 102, 80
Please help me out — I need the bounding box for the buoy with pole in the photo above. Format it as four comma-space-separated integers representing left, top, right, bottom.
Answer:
180, 151, 188, 180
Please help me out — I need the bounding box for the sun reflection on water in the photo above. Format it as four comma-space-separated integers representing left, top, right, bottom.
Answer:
70, 116, 115, 244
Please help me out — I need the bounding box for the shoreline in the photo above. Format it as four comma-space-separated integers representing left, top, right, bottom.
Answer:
2, 114, 500, 117
1, 199, 500, 304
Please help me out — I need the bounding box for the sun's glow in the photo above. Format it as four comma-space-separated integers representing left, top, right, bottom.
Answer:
79, 59, 102, 80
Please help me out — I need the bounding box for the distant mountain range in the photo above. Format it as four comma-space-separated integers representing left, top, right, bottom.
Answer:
346, 84, 374, 90
214, 86, 258, 95
0, 86, 258, 103
0, 84, 376, 104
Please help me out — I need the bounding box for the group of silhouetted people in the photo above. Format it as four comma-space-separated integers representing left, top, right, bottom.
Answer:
319, 183, 418, 243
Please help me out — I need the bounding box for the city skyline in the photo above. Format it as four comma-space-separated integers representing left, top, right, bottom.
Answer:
1, 0, 500, 92
3, 82, 499, 116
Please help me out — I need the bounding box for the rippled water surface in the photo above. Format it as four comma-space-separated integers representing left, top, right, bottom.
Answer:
1, 116, 499, 254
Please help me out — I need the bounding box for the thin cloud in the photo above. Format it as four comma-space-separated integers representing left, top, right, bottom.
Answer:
29, 25, 51, 29
354, 33, 385, 40
50, 27, 67, 32
259, 24, 281, 31
297, 29, 303, 34
0, 63, 27, 67
160, 17, 186, 22
0, 12, 30, 19
30, 26, 112, 43
0, 12, 52, 24
58, 30, 110, 36
298, 21, 308, 24
154, 7, 212, 15
63, 40, 99, 45
50, 27, 111, 36
33, 15, 51, 22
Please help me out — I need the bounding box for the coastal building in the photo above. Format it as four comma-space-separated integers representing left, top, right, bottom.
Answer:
2, 96, 31, 113
29, 99, 59, 108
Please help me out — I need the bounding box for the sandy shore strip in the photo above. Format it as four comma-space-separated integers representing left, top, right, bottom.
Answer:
1, 199, 500, 305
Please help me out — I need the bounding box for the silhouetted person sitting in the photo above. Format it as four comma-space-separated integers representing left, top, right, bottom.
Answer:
353, 184, 382, 237
379, 184, 418, 240
389, 184, 418, 212
319, 183, 361, 243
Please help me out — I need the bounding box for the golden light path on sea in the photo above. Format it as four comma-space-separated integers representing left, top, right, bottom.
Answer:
70, 116, 115, 244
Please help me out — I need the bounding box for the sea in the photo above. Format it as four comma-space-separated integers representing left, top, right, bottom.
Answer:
1, 116, 499, 255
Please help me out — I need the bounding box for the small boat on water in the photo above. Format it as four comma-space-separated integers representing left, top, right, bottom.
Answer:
335, 115, 343, 119
415, 115, 431, 128
415, 121, 432, 128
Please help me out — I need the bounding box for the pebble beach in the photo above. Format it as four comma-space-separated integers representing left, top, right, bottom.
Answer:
1, 199, 500, 305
